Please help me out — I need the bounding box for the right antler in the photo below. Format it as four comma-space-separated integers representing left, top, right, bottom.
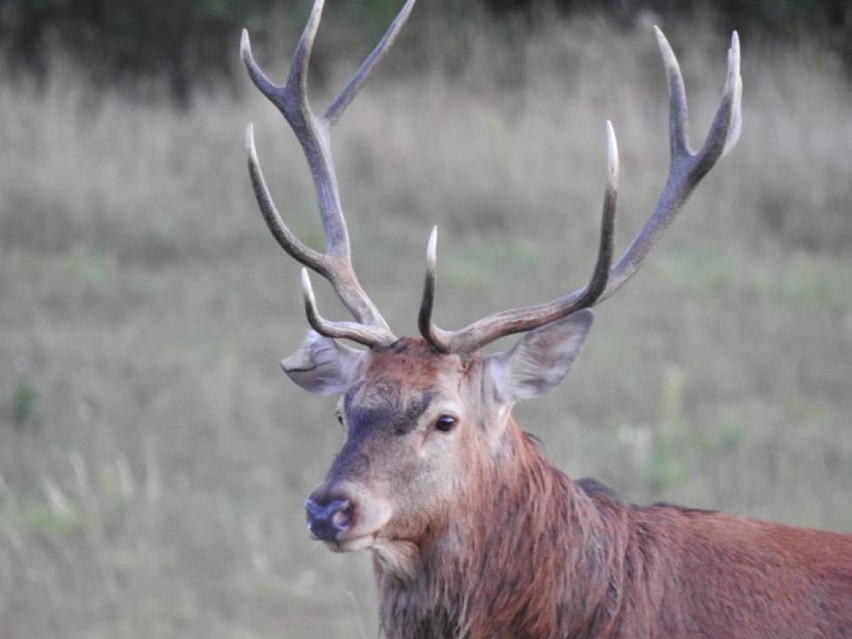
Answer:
419, 27, 742, 354
241, 0, 417, 348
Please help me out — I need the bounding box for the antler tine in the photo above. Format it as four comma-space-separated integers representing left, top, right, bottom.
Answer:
418, 226, 441, 346
325, 0, 417, 127
420, 123, 619, 353
420, 28, 741, 354
300, 269, 393, 347
245, 124, 327, 273
242, 0, 418, 347
599, 28, 741, 301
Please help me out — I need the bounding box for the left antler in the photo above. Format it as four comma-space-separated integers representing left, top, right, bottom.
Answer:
241, 0, 417, 348
419, 28, 742, 354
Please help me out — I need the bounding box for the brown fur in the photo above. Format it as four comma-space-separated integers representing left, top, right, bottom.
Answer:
298, 338, 852, 638
374, 416, 852, 638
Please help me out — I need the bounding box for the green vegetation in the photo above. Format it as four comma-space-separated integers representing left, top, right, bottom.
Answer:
1, 11, 851, 637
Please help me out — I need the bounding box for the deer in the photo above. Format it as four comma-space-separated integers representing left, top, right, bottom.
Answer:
240, 1, 852, 637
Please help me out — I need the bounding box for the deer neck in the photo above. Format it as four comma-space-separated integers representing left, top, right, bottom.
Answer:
374, 417, 625, 638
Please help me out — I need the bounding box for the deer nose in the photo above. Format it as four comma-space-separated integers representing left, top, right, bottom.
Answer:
304, 497, 353, 541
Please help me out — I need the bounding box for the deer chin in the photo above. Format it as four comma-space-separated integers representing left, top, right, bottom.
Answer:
326, 530, 421, 580
372, 538, 421, 581
324, 534, 378, 553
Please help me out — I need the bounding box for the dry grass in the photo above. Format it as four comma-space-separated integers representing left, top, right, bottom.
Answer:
1, 12, 851, 638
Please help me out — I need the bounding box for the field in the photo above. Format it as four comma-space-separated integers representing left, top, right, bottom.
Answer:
1, 10, 851, 638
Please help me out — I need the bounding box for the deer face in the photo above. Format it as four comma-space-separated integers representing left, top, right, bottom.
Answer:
302, 339, 475, 553
285, 313, 593, 558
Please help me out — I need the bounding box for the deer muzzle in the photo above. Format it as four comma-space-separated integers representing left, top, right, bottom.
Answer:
304, 481, 393, 550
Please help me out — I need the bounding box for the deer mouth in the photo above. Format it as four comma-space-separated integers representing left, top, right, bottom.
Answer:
327, 534, 421, 580
325, 533, 379, 553
322, 513, 392, 552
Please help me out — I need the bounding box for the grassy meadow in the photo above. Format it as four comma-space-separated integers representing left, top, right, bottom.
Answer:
1, 10, 852, 638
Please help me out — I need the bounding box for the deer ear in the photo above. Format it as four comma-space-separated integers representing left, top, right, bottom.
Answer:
280, 331, 365, 395
485, 310, 594, 404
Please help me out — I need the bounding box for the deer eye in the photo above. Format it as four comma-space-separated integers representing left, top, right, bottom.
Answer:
434, 415, 457, 433
336, 412, 344, 426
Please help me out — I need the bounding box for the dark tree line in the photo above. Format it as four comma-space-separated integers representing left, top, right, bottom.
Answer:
0, 0, 278, 101
1, 0, 850, 101
489, 0, 851, 62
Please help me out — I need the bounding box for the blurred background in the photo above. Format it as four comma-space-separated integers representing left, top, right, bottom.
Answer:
1, 0, 851, 636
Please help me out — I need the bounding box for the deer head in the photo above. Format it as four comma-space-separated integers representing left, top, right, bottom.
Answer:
241, 0, 741, 576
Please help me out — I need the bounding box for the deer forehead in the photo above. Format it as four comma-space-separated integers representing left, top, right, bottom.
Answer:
342, 339, 476, 419
363, 339, 472, 386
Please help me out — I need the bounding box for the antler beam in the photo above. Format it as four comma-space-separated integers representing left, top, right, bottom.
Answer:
419, 28, 742, 354
419, 122, 619, 353
242, 0, 417, 348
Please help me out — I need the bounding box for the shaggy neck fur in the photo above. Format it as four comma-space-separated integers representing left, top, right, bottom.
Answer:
373, 417, 634, 639
370, 414, 852, 638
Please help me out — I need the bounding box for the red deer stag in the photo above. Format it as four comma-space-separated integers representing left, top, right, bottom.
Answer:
241, 1, 852, 636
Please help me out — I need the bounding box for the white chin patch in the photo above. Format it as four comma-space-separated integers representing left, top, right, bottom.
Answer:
326, 535, 377, 553
372, 539, 420, 581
